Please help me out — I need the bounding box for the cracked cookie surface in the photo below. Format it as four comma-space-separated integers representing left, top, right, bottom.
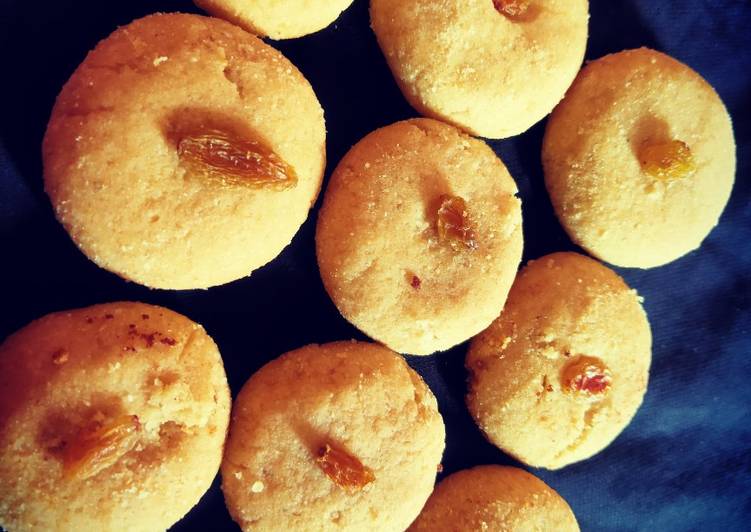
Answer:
0, 302, 231, 531
221, 341, 445, 531
43, 13, 326, 289
466, 252, 651, 469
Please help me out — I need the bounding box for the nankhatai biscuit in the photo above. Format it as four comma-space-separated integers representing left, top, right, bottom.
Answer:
316, 118, 523, 356
409, 465, 579, 531
543, 48, 735, 268
195, 0, 356, 39
43, 13, 326, 289
221, 341, 445, 531
370, 0, 589, 138
0, 302, 230, 531
467, 252, 651, 469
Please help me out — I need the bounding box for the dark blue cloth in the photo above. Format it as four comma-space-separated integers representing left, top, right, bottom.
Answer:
1, 1, 749, 530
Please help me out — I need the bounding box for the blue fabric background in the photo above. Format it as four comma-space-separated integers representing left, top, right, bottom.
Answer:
1, 1, 749, 530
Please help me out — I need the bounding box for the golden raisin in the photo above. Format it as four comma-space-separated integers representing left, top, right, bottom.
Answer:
639, 139, 696, 180
436, 194, 478, 251
177, 128, 297, 190
562, 356, 612, 397
315, 442, 375, 492
61, 414, 141, 480
493, 0, 531, 18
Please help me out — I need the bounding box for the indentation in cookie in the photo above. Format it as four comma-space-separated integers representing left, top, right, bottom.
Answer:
146, 370, 180, 389
157, 420, 188, 451
163, 107, 297, 190
51, 348, 70, 365
133, 420, 189, 468
417, 168, 451, 239
630, 115, 671, 152
222, 63, 245, 98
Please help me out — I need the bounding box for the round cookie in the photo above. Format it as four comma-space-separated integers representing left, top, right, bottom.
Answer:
370, 0, 589, 139
543, 48, 736, 268
0, 302, 231, 531
466, 252, 651, 470
43, 13, 326, 289
316, 118, 523, 356
195, 0, 355, 39
221, 341, 445, 531
408, 465, 579, 531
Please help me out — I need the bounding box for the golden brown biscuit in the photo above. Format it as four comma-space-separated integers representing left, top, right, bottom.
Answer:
409, 465, 579, 531
195, 0, 355, 39
221, 341, 445, 531
0, 302, 231, 531
466, 252, 651, 469
43, 13, 326, 289
543, 48, 736, 268
370, 0, 589, 138
316, 118, 523, 356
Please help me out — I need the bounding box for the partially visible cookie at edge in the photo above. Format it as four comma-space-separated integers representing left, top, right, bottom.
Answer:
195, 0, 356, 39
370, 0, 589, 138
408, 465, 579, 531
0, 302, 231, 531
